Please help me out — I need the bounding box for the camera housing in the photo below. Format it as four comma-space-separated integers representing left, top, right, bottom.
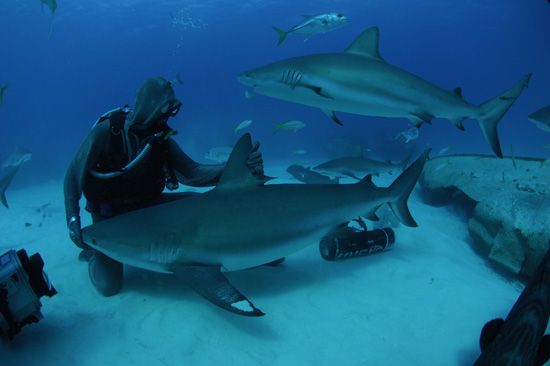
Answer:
0, 249, 57, 340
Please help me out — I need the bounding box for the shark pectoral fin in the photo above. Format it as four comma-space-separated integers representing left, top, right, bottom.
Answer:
340, 169, 361, 180
479, 318, 504, 352
408, 116, 424, 128
299, 84, 333, 99
174, 265, 264, 317
321, 109, 343, 125
412, 112, 434, 125
451, 118, 466, 131
345, 26, 384, 61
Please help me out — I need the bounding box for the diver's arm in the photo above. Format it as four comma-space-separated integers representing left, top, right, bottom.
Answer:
63, 123, 109, 224
167, 139, 225, 187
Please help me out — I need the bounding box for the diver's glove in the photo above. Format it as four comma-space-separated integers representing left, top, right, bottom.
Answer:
67, 215, 84, 248
247, 141, 264, 177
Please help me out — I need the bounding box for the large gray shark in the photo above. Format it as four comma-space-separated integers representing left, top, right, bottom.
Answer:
82, 133, 430, 316
238, 27, 532, 158
474, 241, 550, 366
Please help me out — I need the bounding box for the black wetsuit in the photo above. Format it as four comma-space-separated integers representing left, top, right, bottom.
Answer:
64, 108, 224, 225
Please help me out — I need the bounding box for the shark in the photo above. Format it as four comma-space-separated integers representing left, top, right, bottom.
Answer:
313, 155, 406, 179
82, 133, 430, 316
474, 241, 550, 366
286, 164, 339, 184
238, 26, 532, 158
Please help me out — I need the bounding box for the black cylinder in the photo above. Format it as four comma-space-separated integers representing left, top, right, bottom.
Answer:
320, 227, 395, 261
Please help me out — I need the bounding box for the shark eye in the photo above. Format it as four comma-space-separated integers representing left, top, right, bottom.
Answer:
337, 14, 343, 18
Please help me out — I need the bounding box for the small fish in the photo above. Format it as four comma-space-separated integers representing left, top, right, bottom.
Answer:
274, 120, 306, 133
272, 13, 349, 46
2, 147, 32, 168
234, 119, 253, 133
292, 149, 307, 155
528, 106, 550, 133
0, 85, 7, 107
39, 0, 57, 37
438, 146, 451, 155
204, 146, 232, 163
244, 90, 256, 100
40, 0, 57, 16
395, 127, 419, 143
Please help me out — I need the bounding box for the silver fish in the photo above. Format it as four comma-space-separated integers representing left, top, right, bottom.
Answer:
272, 13, 349, 46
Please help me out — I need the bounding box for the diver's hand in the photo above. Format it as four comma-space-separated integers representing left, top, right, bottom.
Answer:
247, 141, 264, 177
68, 215, 84, 248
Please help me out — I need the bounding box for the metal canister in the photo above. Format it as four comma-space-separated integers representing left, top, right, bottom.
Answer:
320, 227, 395, 261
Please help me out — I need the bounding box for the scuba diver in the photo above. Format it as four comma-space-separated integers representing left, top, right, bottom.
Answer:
64, 76, 396, 299
64, 77, 264, 297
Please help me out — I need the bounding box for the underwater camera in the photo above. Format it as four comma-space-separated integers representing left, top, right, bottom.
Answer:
0, 249, 57, 340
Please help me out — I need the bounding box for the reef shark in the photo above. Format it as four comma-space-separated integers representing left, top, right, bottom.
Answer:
313, 155, 406, 179
474, 241, 550, 366
82, 133, 430, 316
238, 27, 531, 158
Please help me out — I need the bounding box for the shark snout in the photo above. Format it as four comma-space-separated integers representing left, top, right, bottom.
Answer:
238, 72, 256, 86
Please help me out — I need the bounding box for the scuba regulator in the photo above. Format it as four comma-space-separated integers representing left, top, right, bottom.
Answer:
0, 249, 57, 340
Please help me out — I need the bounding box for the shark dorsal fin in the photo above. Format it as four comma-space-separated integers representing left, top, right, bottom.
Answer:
345, 27, 383, 61
217, 133, 267, 191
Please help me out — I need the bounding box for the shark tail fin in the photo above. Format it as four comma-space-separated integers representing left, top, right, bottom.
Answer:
475, 73, 532, 158
0, 187, 8, 208
386, 149, 431, 227
272, 26, 288, 46
0, 166, 20, 208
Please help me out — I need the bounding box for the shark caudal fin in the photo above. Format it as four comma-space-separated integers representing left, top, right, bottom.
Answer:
272, 26, 288, 46
476, 73, 532, 158
386, 149, 430, 227
0, 166, 20, 208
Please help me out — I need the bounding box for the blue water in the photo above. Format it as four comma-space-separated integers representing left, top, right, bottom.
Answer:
1, 0, 549, 187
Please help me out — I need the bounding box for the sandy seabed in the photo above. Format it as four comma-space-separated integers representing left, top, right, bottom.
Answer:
0, 168, 533, 366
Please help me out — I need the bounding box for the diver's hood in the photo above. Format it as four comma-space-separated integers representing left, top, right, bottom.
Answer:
127, 77, 182, 130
